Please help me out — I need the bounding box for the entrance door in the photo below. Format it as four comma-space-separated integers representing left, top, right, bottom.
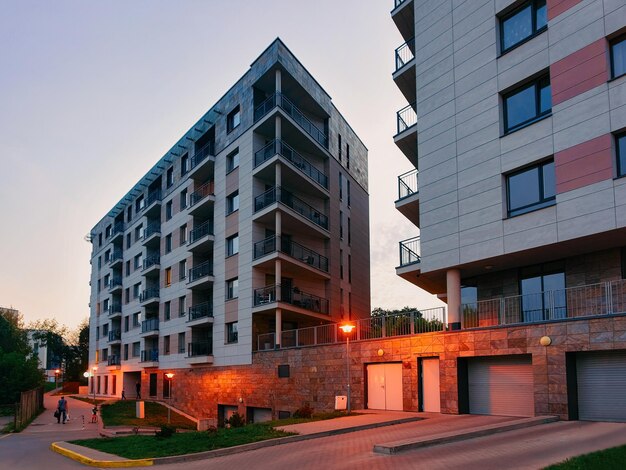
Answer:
421, 358, 441, 412
367, 363, 403, 411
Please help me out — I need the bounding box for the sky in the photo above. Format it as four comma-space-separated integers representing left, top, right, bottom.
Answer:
0, 0, 443, 329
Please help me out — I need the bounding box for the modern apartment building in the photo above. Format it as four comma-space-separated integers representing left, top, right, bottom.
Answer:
88, 39, 370, 399
392, 0, 626, 420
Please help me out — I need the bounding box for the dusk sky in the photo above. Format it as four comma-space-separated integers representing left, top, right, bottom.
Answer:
0, 0, 443, 329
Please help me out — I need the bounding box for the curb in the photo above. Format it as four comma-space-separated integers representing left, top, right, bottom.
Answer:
51, 415, 422, 466
373, 415, 560, 455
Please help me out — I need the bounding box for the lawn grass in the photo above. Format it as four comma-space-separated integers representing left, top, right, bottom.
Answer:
268, 410, 358, 427
71, 424, 295, 459
44, 382, 58, 393
544, 444, 626, 470
99, 400, 196, 429
70, 396, 107, 406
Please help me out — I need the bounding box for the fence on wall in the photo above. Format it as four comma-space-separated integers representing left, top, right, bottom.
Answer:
14, 386, 44, 430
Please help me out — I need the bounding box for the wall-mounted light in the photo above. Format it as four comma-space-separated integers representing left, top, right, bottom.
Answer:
540, 336, 552, 347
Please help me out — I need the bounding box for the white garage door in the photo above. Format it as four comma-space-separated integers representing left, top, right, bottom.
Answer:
577, 351, 626, 422
367, 363, 403, 411
468, 356, 534, 417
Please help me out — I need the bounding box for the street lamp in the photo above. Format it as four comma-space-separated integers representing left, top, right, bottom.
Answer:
92, 366, 97, 403
55, 369, 61, 391
339, 323, 355, 414
165, 373, 174, 424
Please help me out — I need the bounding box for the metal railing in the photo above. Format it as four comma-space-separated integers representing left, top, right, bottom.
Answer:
140, 349, 159, 362
399, 236, 420, 267
254, 92, 328, 148
146, 190, 162, 207
190, 141, 215, 169
253, 284, 329, 314
398, 168, 418, 200
461, 279, 626, 329
143, 223, 161, 239
188, 261, 213, 283
256, 307, 446, 351
255, 186, 329, 230
396, 103, 417, 135
188, 341, 213, 357
142, 256, 160, 271
107, 355, 121, 366
189, 181, 215, 207
141, 317, 159, 333
108, 221, 124, 239
139, 288, 159, 303
254, 140, 329, 189
108, 330, 121, 342
395, 37, 415, 71
188, 301, 213, 321
394, 0, 410, 8
108, 277, 123, 290
189, 220, 214, 244
253, 235, 329, 272
107, 304, 122, 316
108, 250, 123, 265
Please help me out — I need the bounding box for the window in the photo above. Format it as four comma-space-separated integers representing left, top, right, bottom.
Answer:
98, 233, 102, 247
622, 247, 626, 279
133, 283, 140, 299
500, 0, 547, 53
227, 149, 239, 172
127, 206, 132, 222
132, 341, 140, 357
339, 172, 343, 200
520, 262, 565, 322
134, 254, 142, 270
178, 332, 186, 353
226, 321, 238, 343
124, 344, 129, 360
181, 154, 189, 175
348, 254, 352, 283
132, 312, 140, 327
105, 224, 112, 238
616, 132, 626, 177
124, 316, 129, 332
165, 234, 172, 253
506, 160, 555, 216
226, 191, 239, 215
166, 167, 174, 188
226, 278, 239, 300
227, 105, 241, 133
98, 256, 102, 270
503, 74, 551, 133
339, 211, 343, 239
164, 301, 171, 321
126, 233, 131, 248
96, 326, 100, 339
136, 195, 145, 212
164, 336, 170, 355
97, 279, 101, 293
180, 224, 187, 245
179, 296, 186, 316
104, 249, 111, 263
346, 143, 350, 169
611, 35, 626, 79
180, 189, 187, 210
179, 260, 187, 280
166, 201, 173, 220
338, 134, 342, 162
125, 288, 129, 303
165, 267, 172, 287
347, 180, 351, 206
226, 234, 239, 256
340, 249, 344, 279
135, 225, 142, 242
125, 260, 131, 276
347, 217, 351, 245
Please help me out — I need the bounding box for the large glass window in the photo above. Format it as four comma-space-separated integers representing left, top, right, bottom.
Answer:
610, 35, 626, 79
226, 191, 239, 215
500, 0, 547, 53
226, 234, 239, 257
226, 321, 238, 344
226, 278, 239, 300
226, 149, 239, 172
227, 106, 241, 133
503, 75, 551, 133
507, 160, 555, 217
617, 132, 626, 178
520, 262, 565, 322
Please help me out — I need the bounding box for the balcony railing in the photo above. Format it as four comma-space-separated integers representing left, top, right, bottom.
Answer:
190, 141, 215, 169
254, 140, 329, 189
108, 250, 123, 265
189, 181, 215, 207
254, 235, 329, 272
143, 223, 161, 239
141, 317, 159, 333
108, 330, 121, 342
146, 190, 162, 207
142, 256, 160, 271
257, 307, 446, 351
188, 341, 213, 357
189, 220, 214, 244
254, 284, 329, 314
140, 349, 159, 362
399, 236, 420, 267
396, 103, 417, 135
188, 301, 213, 321
254, 186, 329, 230
107, 304, 122, 316
461, 279, 626, 329
394, 0, 410, 8
107, 355, 121, 366
398, 168, 418, 200
139, 288, 159, 303
188, 261, 213, 283
254, 92, 328, 148
107, 221, 124, 240
395, 37, 415, 71
108, 277, 123, 290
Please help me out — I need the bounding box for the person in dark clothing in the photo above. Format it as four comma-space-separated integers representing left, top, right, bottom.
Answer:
121, 390, 126, 400
135, 381, 141, 399
57, 396, 68, 424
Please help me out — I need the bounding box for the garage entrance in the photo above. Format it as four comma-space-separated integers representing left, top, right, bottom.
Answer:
367, 363, 403, 410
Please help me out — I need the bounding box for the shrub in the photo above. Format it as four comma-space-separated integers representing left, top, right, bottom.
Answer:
293, 404, 314, 419
155, 425, 176, 438
226, 412, 245, 428
205, 425, 218, 435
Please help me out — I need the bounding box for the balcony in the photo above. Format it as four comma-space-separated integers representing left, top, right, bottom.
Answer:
188, 301, 214, 323
461, 279, 626, 329
142, 223, 161, 247
187, 220, 214, 253
107, 277, 123, 293
187, 341, 213, 364
395, 168, 420, 226
139, 288, 159, 305
142, 256, 160, 276
394, 103, 417, 166
108, 329, 121, 343
187, 261, 214, 289
391, 0, 415, 44
254, 140, 328, 190
140, 349, 159, 364
254, 92, 328, 149
254, 186, 329, 231
254, 235, 329, 274
108, 222, 124, 242
144, 190, 162, 217
189, 141, 215, 181
398, 236, 420, 267
141, 317, 159, 336
107, 355, 121, 366
254, 284, 329, 315
107, 303, 122, 318
188, 181, 215, 217
108, 250, 123, 268
394, 38, 416, 103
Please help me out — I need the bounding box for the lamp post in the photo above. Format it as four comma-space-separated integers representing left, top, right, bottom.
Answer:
339, 324, 355, 414
92, 366, 97, 403
55, 369, 61, 391
165, 373, 174, 424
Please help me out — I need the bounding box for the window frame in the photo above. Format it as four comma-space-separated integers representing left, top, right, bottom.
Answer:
226, 321, 238, 344
502, 74, 551, 134
166, 166, 174, 188
506, 159, 556, 217
226, 191, 239, 215
226, 234, 239, 257
226, 149, 240, 173
610, 34, 626, 80
617, 131, 626, 178
226, 278, 239, 300
499, 0, 548, 55
227, 105, 241, 134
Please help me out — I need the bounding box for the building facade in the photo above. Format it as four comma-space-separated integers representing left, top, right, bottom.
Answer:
392, 0, 626, 420
88, 39, 370, 399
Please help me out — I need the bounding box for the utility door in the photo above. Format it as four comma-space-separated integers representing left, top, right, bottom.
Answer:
367, 363, 403, 411
421, 358, 441, 412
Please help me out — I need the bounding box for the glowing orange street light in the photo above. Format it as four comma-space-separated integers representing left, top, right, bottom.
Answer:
165, 373, 175, 423
55, 369, 61, 391
339, 324, 355, 414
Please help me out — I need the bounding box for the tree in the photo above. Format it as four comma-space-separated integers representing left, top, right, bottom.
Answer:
0, 308, 30, 355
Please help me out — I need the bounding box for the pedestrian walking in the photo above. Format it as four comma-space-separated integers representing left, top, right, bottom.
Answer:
91, 405, 98, 423
57, 396, 69, 424
136, 381, 141, 399
121, 390, 126, 400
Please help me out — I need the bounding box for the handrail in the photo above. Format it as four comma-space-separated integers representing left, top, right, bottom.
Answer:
254, 186, 329, 230
254, 235, 329, 272
143, 223, 161, 239
188, 261, 213, 282
146, 190, 162, 206
190, 141, 215, 169
108, 250, 123, 264
108, 330, 121, 342
189, 220, 214, 244
107, 355, 121, 366
253, 284, 329, 314
395, 37, 415, 71
140, 349, 159, 362
399, 236, 420, 266
139, 288, 159, 302
397, 168, 418, 200
189, 181, 215, 207
188, 341, 213, 357
141, 317, 159, 333
188, 301, 213, 321
396, 103, 417, 135
142, 256, 160, 271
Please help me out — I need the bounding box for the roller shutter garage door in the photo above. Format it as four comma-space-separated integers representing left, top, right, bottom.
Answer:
468, 356, 534, 417
577, 351, 626, 422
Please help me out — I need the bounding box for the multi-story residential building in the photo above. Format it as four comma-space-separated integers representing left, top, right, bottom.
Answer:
392, 0, 626, 421
87, 39, 370, 400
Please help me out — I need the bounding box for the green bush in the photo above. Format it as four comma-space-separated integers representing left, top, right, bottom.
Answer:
293, 404, 314, 419
226, 412, 245, 428
155, 425, 176, 438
